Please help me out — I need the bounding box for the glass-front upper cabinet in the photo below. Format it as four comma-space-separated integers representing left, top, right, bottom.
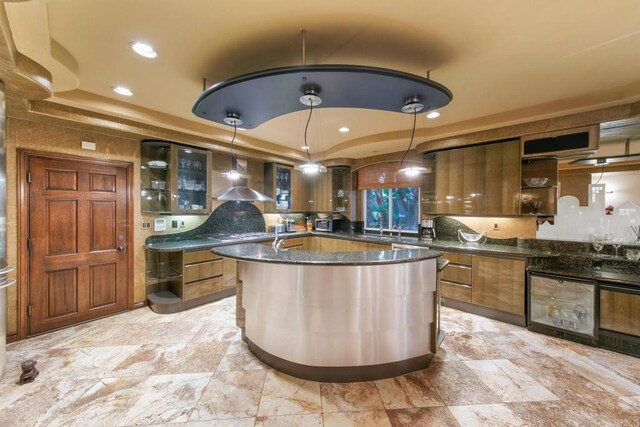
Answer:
173, 146, 211, 213
264, 163, 293, 212
141, 141, 172, 214
141, 140, 212, 214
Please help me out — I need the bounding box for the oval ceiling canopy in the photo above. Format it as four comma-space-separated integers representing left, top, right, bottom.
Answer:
192, 64, 453, 129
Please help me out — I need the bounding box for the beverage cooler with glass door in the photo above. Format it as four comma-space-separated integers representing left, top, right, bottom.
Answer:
528, 272, 597, 345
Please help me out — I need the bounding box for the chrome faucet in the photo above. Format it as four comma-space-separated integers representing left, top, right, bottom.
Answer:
272, 237, 285, 250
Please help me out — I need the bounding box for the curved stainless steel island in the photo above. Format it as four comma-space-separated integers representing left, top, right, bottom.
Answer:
211, 243, 442, 382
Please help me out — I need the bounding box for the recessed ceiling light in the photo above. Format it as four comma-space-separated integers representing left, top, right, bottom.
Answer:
113, 86, 133, 96
338, 126, 350, 133
426, 111, 440, 119
301, 145, 310, 150
131, 41, 157, 58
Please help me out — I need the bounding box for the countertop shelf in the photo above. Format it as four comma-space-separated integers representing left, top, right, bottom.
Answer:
146, 266, 181, 279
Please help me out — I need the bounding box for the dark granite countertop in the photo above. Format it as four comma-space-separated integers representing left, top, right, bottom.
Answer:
527, 266, 640, 288
210, 243, 442, 266
145, 230, 556, 258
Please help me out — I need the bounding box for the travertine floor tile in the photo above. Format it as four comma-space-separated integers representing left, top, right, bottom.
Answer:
188, 419, 256, 427
424, 361, 502, 406
36, 345, 141, 382
449, 403, 527, 426
556, 355, 640, 397
217, 340, 266, 372
3, 300, 639, 427
322, 410, 391, 427
189, 370, 266, 421
109, 341, 230, 376
255, 413, 322, 426
375, 369, 444, 409
463, 359, 558, 403
509, 356, 612, 401
257, 370, 321, 416
320, 382, 385, 412
0, 379, 97, 424
386, 407, 459, 426
508, 397, 640, 427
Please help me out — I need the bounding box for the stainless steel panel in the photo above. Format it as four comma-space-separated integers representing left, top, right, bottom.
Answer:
240, 259, 437, 367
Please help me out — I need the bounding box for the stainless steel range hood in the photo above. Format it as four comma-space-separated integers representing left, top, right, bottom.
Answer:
212, 178, 273, 202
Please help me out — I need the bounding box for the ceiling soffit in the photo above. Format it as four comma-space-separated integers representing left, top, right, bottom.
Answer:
3, 0, 640, 160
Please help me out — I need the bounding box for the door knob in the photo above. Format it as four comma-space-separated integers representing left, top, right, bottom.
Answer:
117, 246, 125, 252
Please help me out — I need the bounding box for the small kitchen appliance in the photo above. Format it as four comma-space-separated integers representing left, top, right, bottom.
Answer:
283, 219, 296, 232
315, 218, 342, 232
420, 219, 436, 240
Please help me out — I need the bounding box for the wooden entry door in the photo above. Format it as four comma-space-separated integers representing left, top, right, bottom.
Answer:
27, 155, 130, 335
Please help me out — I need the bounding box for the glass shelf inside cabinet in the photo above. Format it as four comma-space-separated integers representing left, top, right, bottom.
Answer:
176, 147, 208, 211
141, 141, 171, 213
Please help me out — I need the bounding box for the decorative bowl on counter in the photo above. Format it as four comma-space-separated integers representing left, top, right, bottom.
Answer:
458, 229, 487, 244
625, 249, 640, 260
524, 177, 549, 187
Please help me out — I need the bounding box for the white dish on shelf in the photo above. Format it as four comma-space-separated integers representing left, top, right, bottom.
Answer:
524, 177, 548, 187
147, 160, 168, 168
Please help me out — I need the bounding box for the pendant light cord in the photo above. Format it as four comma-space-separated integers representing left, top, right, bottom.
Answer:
399, 108, 418, 167
595, 163, 605, 185
229, 122, 245, 172
304, 100, 314, 164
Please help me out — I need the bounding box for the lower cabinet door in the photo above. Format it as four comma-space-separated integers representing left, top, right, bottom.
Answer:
184, 277, 227, 300
441, 280, 471, 303
600, 289, 640, 337
471, 256, 525, 315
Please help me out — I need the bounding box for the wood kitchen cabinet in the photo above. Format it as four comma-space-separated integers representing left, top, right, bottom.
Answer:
599, 284, 640, 356
267, 165, 352, 213
439, 251, 473, 303
471, 255, 526, 315
435, 140, 520, 216
600, 289, 640, 337
146, 248, 237, 313
141, 140, 212, 214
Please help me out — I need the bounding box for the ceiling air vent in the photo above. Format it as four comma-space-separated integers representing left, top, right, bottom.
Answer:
521, 125, 599, 158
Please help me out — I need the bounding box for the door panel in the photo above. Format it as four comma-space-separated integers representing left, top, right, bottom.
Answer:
29, 156, 129, 335
45, 169, 78, 191
89, 173, 116, 192
46, 200, 78, 255
90, 201, 116, 251
90, 263, 117, 308
45, 268, 78, 318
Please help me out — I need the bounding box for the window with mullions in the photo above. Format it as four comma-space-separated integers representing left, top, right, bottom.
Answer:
364, 187, 420, 232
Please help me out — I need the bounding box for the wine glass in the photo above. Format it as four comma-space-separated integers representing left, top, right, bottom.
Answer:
612, 237, 624, 258
592, 232, 604, 257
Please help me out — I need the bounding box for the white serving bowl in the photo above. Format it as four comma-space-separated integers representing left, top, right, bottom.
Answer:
524, 177, 549, 187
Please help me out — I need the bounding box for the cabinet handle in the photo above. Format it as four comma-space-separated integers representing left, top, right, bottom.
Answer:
117, 246, 126, 252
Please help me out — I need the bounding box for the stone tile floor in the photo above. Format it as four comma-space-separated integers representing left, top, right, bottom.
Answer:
2, 297, 640, 426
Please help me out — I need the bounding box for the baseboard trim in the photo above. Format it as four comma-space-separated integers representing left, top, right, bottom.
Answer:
443, 298, 526, 327
247, 338, 434, 383
6, 333, 18, 344
133, 300, 147, 309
